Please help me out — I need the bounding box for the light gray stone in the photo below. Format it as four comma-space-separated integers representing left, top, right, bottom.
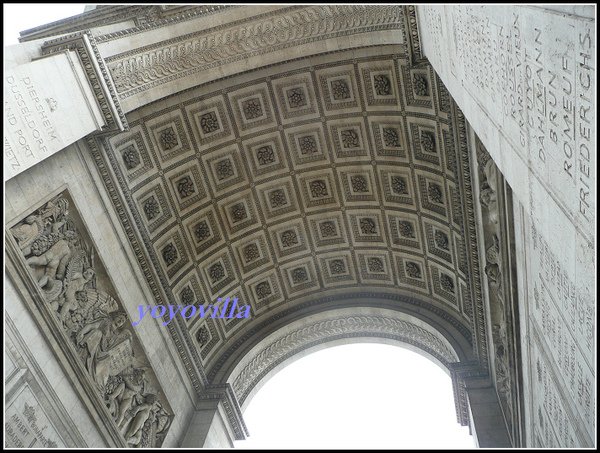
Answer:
4, 51, 105, 180
3, 5, 595, 448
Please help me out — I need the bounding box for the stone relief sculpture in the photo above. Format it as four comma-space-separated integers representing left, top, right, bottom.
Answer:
477, 146, 499, 225
476, 141, 515, 437
10, 193, 172, 447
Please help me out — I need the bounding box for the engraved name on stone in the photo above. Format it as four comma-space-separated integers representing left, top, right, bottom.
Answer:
420, 6, 595, 236
4, 74, 58, 173
531, 332, 580, 448
5, 386, 64, 448
528, 226, 595, 440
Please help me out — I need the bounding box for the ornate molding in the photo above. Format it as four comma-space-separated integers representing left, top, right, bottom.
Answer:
97, 5, 236, 43
41, 31, 128, 131
199, 384, 249, 441
405, 5, 424, 64
449, 361, 490, 426
208, 290, 473, 384
452, 104, 489, 368
106, 5, 404, 99
19, 6, 234, 43
230, 315, 458, 405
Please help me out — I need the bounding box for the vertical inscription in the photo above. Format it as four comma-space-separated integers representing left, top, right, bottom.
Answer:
4, 74, 58, 170
575, 29, 593, 222
526, 219, 595, 446
422, 5, 595, 234
530, 332, 580, 448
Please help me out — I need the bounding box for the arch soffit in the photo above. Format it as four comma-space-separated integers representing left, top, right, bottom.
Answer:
82, 5, 487, 405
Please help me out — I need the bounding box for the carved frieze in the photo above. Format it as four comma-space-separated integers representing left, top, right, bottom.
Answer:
8, 191, 173, 447
106, 6, 405, 99
475, 138, 522, 445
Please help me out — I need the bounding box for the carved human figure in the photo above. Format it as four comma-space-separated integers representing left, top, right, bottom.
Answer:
124, 394, 159, 446
481, 157, 499, 193
478, 149, 500, 225
58, 266, 95, 322
26, 230, 78, 297
63, 289, 119, 335
492, 326, 510, 400
485, 234, 500, 264
106, 368, 148, 427
154, 404, 172, 444
485, 235, 504, 301
76, 311, 132, 388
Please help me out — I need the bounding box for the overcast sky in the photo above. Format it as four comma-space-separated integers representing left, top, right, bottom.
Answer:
236, 343, 474, 449
4, 4, 86, 45
4, 5, 475, 449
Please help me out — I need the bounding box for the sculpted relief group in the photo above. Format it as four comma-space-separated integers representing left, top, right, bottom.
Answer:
10, 195, 172, 447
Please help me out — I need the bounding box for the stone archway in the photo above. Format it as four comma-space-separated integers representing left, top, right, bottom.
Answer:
224, 306, 464, 412
6, 4, 593, 449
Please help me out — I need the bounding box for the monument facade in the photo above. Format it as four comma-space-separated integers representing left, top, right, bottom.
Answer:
4, 5, 595, 448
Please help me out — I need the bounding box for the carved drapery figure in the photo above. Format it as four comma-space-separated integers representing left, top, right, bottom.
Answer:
123, 394, 159, 446
105, 367, 149, 427
76, 310, 133, 389
478, 151, 499, 224
476, 142, 515, 437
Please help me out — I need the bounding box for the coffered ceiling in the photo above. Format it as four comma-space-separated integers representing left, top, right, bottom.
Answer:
88, 44, 484, 386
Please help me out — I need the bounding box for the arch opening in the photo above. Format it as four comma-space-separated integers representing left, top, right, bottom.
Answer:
234, 343, 475, 449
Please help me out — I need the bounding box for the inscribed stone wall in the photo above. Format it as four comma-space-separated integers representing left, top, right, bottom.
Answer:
417, 5, 595, 447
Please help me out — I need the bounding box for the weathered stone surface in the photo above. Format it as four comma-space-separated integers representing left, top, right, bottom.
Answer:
4, 51, 105, 181
4, 5, 595, 448
418, 6, 595, 447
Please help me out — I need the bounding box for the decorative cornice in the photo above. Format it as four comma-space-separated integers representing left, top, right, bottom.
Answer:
231, 315, 458, 405
199, 384, 249, 440
41, 31, 128, 132
106, 5, 404, 99
449, 361, 490, 426
452, 103, 489, 368
405, 5, 424, 64
19, 6, 234, 43
96, 5, 236, 43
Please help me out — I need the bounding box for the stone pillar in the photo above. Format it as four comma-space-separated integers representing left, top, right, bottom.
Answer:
450, 361, 512, 447
466, 384, 512, 448
4, 32, 126, 181
180, 385, 248, 448
417, 6, 595, 447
